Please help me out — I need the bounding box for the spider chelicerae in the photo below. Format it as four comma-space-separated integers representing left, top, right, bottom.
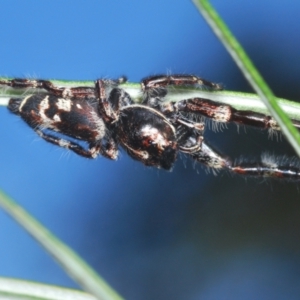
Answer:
1, 74, 300, 180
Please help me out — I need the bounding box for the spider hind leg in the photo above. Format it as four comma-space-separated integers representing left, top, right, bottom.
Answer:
230, 154, 300, 180
190, 142, 300, 180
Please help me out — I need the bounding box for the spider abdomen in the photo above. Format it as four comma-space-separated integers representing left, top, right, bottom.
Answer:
9, 94, 106, 142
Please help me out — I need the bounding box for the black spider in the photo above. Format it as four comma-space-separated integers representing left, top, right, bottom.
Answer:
1, 75, 300, 180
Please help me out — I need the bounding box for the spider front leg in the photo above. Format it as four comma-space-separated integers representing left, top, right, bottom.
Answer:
141, 74, 223, 110
162, 97, 300, 131
141, 74, 223, 94
141, 75, 300, 131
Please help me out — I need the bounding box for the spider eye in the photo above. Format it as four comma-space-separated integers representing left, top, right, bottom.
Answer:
143, 137, 154, 147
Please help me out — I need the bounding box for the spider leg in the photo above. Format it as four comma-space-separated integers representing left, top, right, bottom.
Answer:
230, 154, 300, 180
174, 124, 203, 154
191, 141, 231, 169
35, 128, 100, 158
95, 78, 131, 124
191, 141, 300, 180
162, 98, 300, 131
172, 113, 205, 132
99, 137, 119, 160
35, 128, 118, 159
141, 74, 223, 93
0, 78, 97, 99
0, 77, 127, 100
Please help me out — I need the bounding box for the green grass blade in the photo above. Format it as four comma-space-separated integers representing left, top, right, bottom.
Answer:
193, 0, 300, 155
0, 277, 98, 300
0, 191, 124, 300
2, 79, 300, 123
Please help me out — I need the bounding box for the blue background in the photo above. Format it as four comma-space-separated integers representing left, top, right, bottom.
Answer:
0, 1, 300, 299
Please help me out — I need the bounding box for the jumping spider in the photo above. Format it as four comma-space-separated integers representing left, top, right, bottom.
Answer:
1, 75, 300, 180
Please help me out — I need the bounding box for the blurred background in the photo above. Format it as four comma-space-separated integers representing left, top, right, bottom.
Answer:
0, 1, 300, 299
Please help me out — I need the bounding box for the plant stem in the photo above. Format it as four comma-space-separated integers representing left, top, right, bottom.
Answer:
193, 0, 300, 156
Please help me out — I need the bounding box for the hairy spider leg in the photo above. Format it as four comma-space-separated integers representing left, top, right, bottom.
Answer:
191, 142, 300, 180
141, 74, 300, 131
162, 98, 300, 131
175, 125, 204, 154
34, 129, 101, 158
230, 155, 300, 180
34, 129, 119, 160
0, 78, 96, 99
169, 99, 300, 179
141, 74, 223, 92
0, 77, 127, 100
95, 79, 119, 123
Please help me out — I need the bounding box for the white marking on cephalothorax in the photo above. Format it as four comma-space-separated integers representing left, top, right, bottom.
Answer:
141, 124, 170, 151
76, 103, 82, 109
56, 98, 72, 111
122, 104, 176, 135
